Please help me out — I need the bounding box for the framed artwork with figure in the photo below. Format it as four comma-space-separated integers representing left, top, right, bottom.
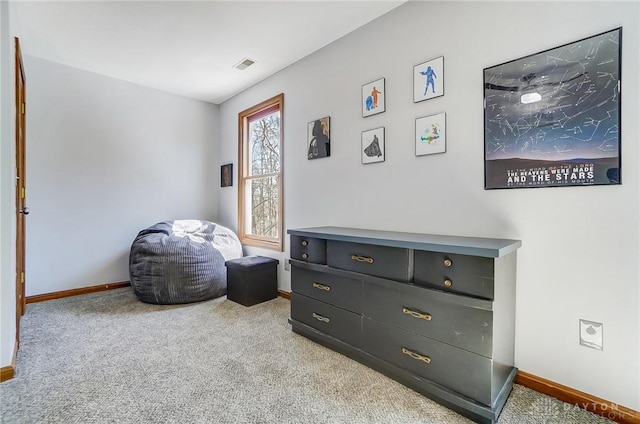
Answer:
221, 163, 233, 187
362, 78, 385, 117
361, 127, 385, 164
414, 56, 444, 102
416, 112, 446, 156
307, 116, 331, 160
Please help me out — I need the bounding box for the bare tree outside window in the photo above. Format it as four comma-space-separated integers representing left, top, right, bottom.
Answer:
238, 94, 284, 251
248, 113, 279, 238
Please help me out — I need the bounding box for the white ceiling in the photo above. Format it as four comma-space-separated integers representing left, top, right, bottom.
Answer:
9, 1, 405, 104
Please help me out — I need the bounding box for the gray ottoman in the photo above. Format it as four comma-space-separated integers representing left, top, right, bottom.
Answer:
225, 256, 279, 306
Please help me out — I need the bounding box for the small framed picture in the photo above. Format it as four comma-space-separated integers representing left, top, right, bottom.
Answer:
221, 163, 233, 187
415, 112, 446, 156
362, 78, 385, 117
361, 127, 385, 164
413, 56, 444, 102
307, 116, 331, 160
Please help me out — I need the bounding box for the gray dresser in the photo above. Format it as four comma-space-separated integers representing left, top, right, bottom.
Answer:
287, 226, 522, 424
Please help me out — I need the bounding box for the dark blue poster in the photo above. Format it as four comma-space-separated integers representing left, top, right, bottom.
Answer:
484, 28, 622, 189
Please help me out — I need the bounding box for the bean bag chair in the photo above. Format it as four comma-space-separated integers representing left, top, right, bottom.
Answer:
129, 220, 242, 304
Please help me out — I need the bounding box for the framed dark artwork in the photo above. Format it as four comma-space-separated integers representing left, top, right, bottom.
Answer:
362, 78, 385, 117
361, 127, 385, 164
221, 163, 233, 187
414, 56, 444, 102
484, 28, 622, 189
307, 116, 330, 160
416, 112, 446, 156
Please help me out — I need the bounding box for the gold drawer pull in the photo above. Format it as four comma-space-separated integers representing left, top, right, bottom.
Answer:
302, 253, 308, 259
351, 254, 374, 264
312, 313, 330, 323
402, 307, 432, 321
301, 240, 308, 246
402, 347, 431, 364
444, 279, 453, 287
312, 282, 331, 292
444, 258, 452, 267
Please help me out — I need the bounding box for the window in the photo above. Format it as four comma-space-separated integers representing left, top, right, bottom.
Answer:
238, 94, 284, 251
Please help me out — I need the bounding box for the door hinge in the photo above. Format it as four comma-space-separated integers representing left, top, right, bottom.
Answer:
20, 272, 25, 283
21, 102, 25, 115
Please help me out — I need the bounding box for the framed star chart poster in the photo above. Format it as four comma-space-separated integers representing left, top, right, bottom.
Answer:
484, 28, 622, 190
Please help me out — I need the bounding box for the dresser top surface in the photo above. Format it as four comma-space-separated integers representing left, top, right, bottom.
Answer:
287, 226, 521, 258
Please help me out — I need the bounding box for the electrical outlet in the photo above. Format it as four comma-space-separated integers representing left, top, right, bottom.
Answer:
284, 260, 290, 271
579, 319, 603, 350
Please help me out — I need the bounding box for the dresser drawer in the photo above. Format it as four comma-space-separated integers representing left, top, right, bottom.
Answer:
291, 293, 361, 347
363, 279, 493, 357
363, 318, 493, 406
327, 240, 411, 282
291, 266, 362, 313
291, 236, 327, 264
414, 250, 494, 299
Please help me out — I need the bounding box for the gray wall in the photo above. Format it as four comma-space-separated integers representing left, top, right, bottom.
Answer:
23, 56, 220, 295
218, 1, 639, 411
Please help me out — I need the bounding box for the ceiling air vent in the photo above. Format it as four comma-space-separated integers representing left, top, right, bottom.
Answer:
233, 58, 255, 70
